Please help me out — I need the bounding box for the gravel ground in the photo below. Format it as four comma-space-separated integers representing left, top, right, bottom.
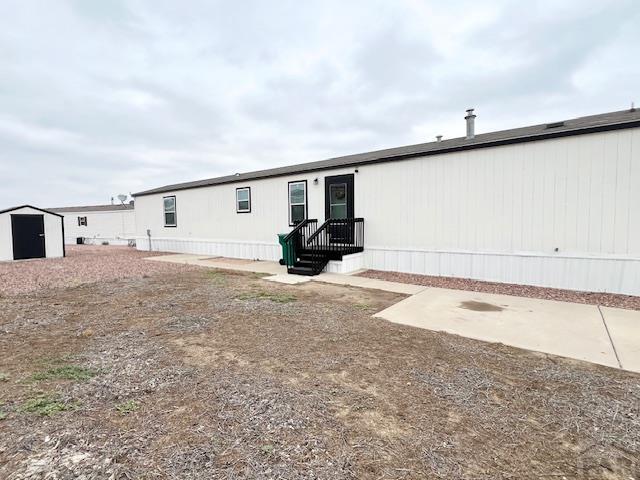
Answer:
357, 270, 640, 311
0, 245, 198, 296
1, 266, 639, 479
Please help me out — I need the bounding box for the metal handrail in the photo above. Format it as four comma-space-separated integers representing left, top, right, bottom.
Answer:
306, 217, 364, 243
285, 218, 364, 274
306, 219, 331, 243
283, 218, 317, 242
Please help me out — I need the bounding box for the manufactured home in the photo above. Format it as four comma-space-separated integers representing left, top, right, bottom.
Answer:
50, 203, 135, 245
0, 205, 65, 261
133, 109, 640, 295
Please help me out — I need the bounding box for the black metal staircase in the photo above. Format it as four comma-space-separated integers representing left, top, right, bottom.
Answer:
283, 218, 364, 276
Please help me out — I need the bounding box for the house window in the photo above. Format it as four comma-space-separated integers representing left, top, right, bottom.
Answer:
329, 183, 347, 219
78, 216, 87, 226
288, 180, 307, 225
236, 187, 251, 213
163, 196, 176, 227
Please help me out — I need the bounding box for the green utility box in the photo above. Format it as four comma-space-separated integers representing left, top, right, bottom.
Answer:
277, 234, 295, 266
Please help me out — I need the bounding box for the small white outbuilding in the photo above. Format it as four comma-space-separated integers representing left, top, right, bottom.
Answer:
0, 205, 65, 261
49, 203, 135, 245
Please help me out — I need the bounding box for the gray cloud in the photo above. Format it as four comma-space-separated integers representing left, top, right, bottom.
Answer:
0, 0, 638, 207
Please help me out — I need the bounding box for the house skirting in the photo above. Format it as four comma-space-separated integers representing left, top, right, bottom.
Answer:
325, 252, 365, 274
136, 237, 281, 262
135, 237, 639, 296
364, 247, 640, 296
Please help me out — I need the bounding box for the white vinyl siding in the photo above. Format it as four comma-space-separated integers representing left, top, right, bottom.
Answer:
57, 208, 136, 245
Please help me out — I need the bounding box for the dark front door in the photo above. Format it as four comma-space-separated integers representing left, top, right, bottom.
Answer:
11, 214, 46, 260
324, 174, 354, 243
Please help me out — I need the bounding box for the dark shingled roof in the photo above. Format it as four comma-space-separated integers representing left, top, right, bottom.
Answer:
133, 108, 640, 197
49, 203, 134, 213
0, 205, 63, 217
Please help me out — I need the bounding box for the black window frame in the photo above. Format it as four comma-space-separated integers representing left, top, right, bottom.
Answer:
78, 216, 87, 226
236, 187, 251, 213
288, 180, 308, 226
163, 195, 177, 227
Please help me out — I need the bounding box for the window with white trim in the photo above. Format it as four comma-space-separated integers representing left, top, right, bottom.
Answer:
78, 216, 87, 226
163, 196, 176, 227
288, 181, 307, 225
236, 187, 251, 213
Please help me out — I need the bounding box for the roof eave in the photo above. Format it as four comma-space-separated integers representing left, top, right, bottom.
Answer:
132, 118, 640, 198
0, 205, 64, 218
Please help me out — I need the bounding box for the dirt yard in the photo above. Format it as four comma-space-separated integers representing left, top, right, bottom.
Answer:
0, 245, 197, 296
0, 252, 639, 478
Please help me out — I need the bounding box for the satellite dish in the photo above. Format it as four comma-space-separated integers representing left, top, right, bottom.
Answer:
117, 194, 128, 204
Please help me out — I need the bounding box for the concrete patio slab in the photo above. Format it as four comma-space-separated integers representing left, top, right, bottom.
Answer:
146, 253, 206, 264
264, 274, 312, 284
197, 258, 284, 275
600, 307, 640, 373
146, 254, 286, 275
314, 272, 426, 295
374, 288, 621, 370
147, 254, 425, 294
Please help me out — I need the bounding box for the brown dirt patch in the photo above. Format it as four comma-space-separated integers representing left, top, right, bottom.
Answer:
358, 269, 640, 310
0, 263, 639, 478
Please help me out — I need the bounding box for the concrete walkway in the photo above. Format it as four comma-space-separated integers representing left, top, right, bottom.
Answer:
374, 288, 640, 372
147, 254, 285, 275
146, 254, 639, 373
146, 254, 425, 294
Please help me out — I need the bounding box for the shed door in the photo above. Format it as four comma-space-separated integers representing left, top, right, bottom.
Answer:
11, 214, 46, 260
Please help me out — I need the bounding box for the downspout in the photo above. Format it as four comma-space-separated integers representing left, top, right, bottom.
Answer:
147, 229, 152, 252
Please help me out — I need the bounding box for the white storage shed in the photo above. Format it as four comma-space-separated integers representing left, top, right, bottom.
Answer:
0, 205, 65, 261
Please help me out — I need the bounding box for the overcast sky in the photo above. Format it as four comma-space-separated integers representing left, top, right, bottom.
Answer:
1, 0, 638, 208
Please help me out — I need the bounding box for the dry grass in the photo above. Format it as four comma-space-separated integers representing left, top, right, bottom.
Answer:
0, 264, 638, 478
235, 289, 298, 303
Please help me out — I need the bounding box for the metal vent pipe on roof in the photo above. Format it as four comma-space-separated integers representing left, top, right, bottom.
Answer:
465, 108, 476, 139
436, 135, 442, 142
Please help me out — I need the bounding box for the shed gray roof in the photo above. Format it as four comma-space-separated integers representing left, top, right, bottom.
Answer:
133, 108, 640, 197
49, 203, 134, 213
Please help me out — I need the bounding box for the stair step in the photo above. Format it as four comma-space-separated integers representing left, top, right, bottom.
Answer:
294, 260, 314, 268
288, 266, 317, 276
